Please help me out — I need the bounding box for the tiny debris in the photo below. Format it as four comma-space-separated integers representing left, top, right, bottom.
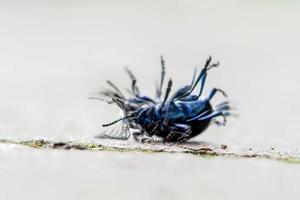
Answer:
220, 144, 227, 149
52, 142, 67, 148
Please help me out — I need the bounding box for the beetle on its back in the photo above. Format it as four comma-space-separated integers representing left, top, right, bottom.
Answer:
92, 56, 232, 142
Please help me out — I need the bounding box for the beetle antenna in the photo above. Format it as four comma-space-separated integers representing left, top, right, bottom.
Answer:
102, 115, 136, 127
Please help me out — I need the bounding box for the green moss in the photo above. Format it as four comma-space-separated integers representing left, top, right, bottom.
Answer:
0, 139, 300, 164
281, 158, 300, 164
18, 140, 49, 148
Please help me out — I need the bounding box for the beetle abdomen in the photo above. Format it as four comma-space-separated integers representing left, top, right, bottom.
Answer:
188, 118, 211, 138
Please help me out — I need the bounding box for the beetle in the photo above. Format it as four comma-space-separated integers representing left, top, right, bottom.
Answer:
91, 56, 231, 142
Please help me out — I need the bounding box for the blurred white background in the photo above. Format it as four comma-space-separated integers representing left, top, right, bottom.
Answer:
0, 0, 300, 148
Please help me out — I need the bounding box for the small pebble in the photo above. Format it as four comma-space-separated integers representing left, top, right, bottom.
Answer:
220, 144, 227, 149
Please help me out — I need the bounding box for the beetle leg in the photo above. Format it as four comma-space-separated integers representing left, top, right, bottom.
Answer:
141, 137, 155, 143
133, 131, 145, 142
159, 79, 173, 124
190, 57, 212, 95
216, 101, 230, 108
194, 58, 219, 97
164, 131, 190, 143
101, 89, 124, 100
175, 57, 219, 100
208, 88, 227, 100
215, 104, 231, 113
178, 67, 206, 99
186, 109, 211, 122
88, 97, 114, 104
176, 95, 198, 102
156, 55, 166, 100
195, 70, 207, 98
196, 111, 228, 124
190, 67, 198, 88
195, 59, 219, 98
149, 122, 159, 135
111, 97, 128, 110
133, 131, 155, 143
106, 80, 126, 99
170, 123, 191, 132
125, 67, 140, 97
164, 124, 192, 143
161, 79, 173, 109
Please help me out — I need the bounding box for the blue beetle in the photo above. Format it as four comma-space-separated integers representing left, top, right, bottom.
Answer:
92, 56, 231, 142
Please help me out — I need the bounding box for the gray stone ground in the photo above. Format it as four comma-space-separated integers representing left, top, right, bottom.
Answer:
1, 1, 300, 200
1, 140, 300, 200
